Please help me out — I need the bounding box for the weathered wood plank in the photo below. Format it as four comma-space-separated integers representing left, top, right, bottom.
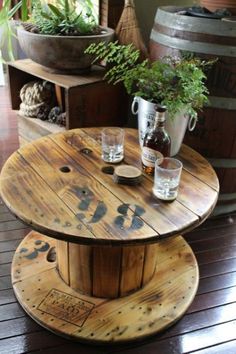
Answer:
160, 302, 236, 339
56, 240, 69, 285
196, 246, 236, 265
190, 234, 236, 253
119, 245, 145, 297
68, 243, 92, 295
185, 223, 236, 243
0, 251, 14, 265
0, 263, 11, 276
199, 258, 236, 278
197, 272, 236, 295
0, 220, 27, 232
0, 151, 95, 242
0, 317, 41, 340
92, 245, 122, 298
0, 289, 17, 305
111, 321, 236, 354
188, 286, 236, 313
0, 239, 22, 253
0, 302, 25, 321
0, 212, 16, 222
0, 331, 69, 354
0, 228, 28, 242
192, 340, 236, 354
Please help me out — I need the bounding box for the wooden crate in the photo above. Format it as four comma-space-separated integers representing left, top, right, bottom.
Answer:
17, 114, 65, 146
8, 59, 128, 145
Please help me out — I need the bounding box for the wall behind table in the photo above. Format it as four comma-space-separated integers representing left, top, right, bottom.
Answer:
134, 0, 197, 44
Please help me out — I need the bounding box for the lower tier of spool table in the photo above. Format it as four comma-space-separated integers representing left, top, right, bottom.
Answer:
12, 231, 198, 344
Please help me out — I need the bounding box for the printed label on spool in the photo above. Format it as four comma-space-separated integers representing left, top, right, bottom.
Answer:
142, 147, 163, 167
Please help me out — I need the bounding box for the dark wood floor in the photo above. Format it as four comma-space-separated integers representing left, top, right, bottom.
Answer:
1, 82, 236, 354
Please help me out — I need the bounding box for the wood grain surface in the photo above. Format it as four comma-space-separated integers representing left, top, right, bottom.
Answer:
12, 231, 199, 343
0, 128, 219, 246
56, 241, 158, 298
0, 83, 236, 352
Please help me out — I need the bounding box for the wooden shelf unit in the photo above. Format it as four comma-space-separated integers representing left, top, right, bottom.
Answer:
8, 59, 128, 145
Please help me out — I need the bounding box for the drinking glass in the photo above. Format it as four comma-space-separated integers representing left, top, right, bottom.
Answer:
101, 127, 124, 163
153, 157, 183, 201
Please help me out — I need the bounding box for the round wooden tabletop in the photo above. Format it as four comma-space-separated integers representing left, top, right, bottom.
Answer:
0, 128, 219, 245
2, 127, 220, 343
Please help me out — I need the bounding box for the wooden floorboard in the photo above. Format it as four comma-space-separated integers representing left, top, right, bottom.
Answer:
0, 82, 236, 353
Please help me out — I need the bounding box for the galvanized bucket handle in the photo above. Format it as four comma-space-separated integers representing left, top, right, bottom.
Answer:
131, 96, 140, 115
188, 116, 197, 131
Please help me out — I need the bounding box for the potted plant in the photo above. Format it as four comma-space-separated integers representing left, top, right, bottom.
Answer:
1, 0, 114, 73
0, 0, 27, 62
86, 41, 211, 155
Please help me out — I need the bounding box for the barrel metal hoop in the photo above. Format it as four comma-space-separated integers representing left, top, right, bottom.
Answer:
207, 158, 236, 168
208, 96, 236, 110
218, 192, 236, 201
156, 7, 236, 38
213, 202, 236, 216
150, 32, 236, 57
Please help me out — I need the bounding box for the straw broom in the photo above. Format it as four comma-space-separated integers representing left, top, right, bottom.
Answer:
115, 0, 148, 60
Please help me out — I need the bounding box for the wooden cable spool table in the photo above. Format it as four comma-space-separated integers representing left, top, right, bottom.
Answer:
0, 128, 219, 343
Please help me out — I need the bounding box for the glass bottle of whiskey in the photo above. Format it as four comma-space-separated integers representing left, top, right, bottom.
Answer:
141, 105, 171, 175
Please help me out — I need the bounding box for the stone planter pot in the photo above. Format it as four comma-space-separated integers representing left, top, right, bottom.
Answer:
17, 27, 114, 74
131, 96, 197, 156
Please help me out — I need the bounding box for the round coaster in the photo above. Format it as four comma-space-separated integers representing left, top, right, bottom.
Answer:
114, 165, 142, 179
12, 231, 199, 344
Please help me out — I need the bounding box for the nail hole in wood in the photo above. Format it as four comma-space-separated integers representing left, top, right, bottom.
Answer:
80, 148, 93, 155
60, 166, 71, 173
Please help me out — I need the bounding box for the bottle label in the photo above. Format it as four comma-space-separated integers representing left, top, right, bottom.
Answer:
141, 147, 163, 168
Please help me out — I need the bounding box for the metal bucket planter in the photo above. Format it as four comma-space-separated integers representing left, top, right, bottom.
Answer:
131, 96, 197, 156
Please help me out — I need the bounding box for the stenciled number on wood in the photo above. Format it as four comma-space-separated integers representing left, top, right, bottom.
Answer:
114, 204, 145, 230
74, 186, 107, 224
20, 239, 50, 260
72, 187, 146, 231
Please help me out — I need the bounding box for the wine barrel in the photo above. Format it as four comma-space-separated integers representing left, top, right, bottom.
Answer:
149, 6, 236, 215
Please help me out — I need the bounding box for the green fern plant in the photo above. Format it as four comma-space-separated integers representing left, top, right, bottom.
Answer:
86, 41, 213, 120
